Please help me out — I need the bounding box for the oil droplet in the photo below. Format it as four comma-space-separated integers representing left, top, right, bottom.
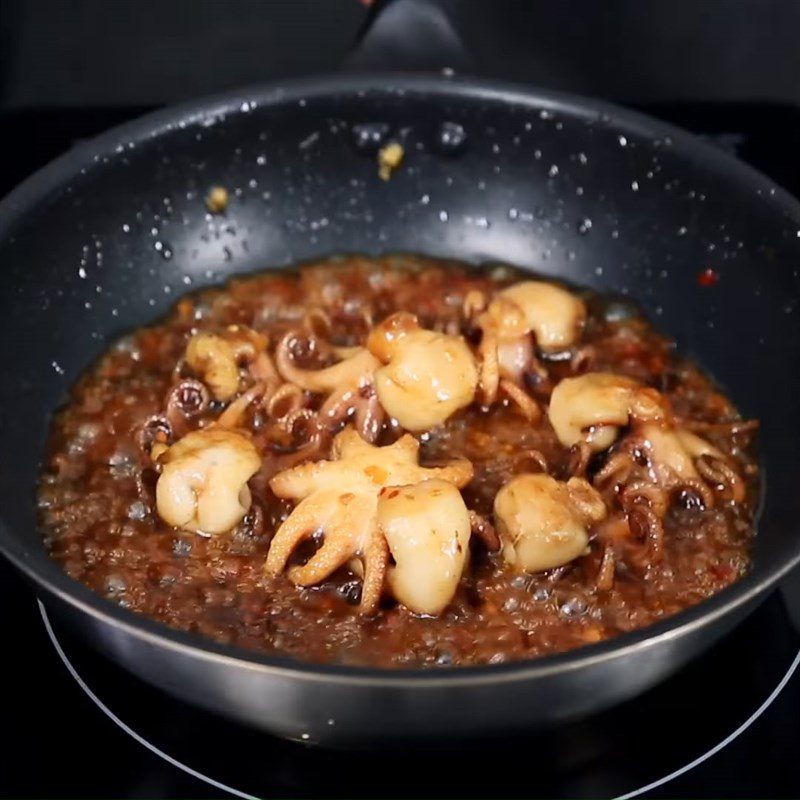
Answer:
618, 135, 628, 147
78, 267, 87, 279
435, 121, 467, 155
631, 180, 639, 191
438, 210, 449, 222
121, 223, 130, 233
352, 123, 390, 153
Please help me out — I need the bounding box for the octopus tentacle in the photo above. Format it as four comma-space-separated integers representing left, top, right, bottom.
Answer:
478, 330, 500, 404
272, 433, 329, 473
469, 510, 501, 551
164, 379, 211, 438
462, 289, 487, 318
318, 384, 360, 424
360, 527, 389, 614
513, 448, 548, 474
594, 450, 633, 488
353, 388, 385, 443
500, 379, 542, 423
275, 331, 379, 394
675, 418, 759, 438
263, 493, 332, 575
567, 441, 593, 479
249, 350, 280, 388
266, 383, 305, 421
626, 503, 665, 565
215, 383, 265, 428
289, 535, 358, 586
418, 459, 474, 488
621, 481, 669, 518
570, 345, 595, 373
677, 475, 715, 509
595, 543, 616, 591
696, 455, 746, 503
303, 307, 333, 339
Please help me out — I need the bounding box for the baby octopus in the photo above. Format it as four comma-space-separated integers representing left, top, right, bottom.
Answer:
494, 474, 607, 573
548, 372, 668, 453
185, 325, 279, 402
548, 372, 745, 565
275, 333, 384, 442
276, 312, 478, 437
366, 312, 479, 431
264, 427, 474, 615
154, 428, 261, 535
595, 422, 745, 507
469, 281, 586, 408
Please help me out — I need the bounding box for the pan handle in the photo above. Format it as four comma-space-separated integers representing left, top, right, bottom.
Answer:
342, 0, 474, 73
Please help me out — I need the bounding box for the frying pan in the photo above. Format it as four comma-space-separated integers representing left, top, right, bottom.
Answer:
2, 14, 800, 747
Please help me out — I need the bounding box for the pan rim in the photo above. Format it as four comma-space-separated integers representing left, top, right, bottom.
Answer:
1, 72, 798, 687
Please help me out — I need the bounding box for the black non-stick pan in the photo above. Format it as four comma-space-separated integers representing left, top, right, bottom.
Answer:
1, 27, 800, 746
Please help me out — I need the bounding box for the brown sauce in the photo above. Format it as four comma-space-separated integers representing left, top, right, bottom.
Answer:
38, 256, 758, 667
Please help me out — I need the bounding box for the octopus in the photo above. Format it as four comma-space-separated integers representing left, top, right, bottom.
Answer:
275, 311, 478, 437
275, 331, 384, 442
154, 428, 260, 535
366, 312, 479, 431
263, 427, 474, 615
467, 280, 586, 419
184, 326, 279, 402
494, 474, 607, 573
547, 371, 748, 580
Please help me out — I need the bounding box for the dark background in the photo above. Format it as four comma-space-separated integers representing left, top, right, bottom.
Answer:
2, 0, 800, 110
3, 2, 800, 798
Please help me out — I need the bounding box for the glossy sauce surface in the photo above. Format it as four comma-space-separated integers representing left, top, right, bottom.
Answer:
38, 257, 757, 667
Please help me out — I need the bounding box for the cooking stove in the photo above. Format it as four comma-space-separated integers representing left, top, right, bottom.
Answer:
2, 101, 800, 799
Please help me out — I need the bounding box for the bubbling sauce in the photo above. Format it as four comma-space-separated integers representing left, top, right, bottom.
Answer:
38, 256, 757, 667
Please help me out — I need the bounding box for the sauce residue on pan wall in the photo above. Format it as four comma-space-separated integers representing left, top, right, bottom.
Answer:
38, 256, 758, 668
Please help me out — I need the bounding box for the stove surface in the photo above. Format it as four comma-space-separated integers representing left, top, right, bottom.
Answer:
2, 100, 800, 799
